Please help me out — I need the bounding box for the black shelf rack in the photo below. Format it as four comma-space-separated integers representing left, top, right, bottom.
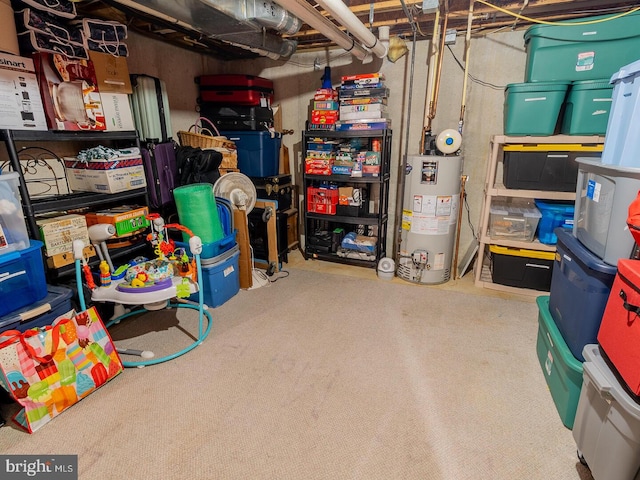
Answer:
302, 128, 392, 268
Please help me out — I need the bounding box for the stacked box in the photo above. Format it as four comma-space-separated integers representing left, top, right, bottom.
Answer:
336, 73, 390, 131
36, 213, 90, 257
85, 205, 150, 237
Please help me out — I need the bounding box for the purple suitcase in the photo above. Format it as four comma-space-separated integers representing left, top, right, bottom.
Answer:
142, 141, 178, 209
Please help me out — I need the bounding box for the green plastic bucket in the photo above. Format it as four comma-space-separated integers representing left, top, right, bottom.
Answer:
524, 10, 640, 82
504, 82, 570, 136
560, 79, 613, 135
173, 183, 224, 244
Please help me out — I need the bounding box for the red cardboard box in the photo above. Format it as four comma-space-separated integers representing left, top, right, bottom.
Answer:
33, 53, 106, 131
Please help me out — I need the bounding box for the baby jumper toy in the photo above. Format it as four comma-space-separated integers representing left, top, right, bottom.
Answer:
74, 215, 213, 367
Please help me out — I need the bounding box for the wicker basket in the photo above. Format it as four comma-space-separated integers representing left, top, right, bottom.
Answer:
210, 146, 238, 170
178, 117, 236, 150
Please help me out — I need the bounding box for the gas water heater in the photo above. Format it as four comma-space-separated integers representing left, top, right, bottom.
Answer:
397, 150, 463, 285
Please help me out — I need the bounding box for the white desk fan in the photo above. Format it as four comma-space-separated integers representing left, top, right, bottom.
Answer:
213, 172, 270, 289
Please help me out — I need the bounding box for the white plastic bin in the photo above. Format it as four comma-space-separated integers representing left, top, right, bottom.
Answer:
573, 344, 640, 480
0, 172, 29, 254
573, 157, 640, 266
601, 59, 640, 167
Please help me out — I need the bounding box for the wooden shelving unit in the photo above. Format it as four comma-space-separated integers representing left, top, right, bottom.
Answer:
473, 134, 605, 296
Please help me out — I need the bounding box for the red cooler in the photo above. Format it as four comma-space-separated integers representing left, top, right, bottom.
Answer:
598, 258, 640, 397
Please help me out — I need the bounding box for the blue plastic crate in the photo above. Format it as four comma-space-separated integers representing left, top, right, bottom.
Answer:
0, 284, 73, 333
190, 245, 240, 308
549, 228, 617, 361
535, 199, 575, 245
0, 240, 47, 318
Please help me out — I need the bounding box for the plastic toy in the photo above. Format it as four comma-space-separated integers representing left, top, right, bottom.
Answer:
73, 216, 213, 367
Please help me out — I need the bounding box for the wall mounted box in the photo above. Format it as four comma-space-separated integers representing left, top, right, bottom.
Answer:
560, 79, 613, 135
504, 82, 569, 136
573, 344, 640, 480
549, 228, 617, 362
524, 11, 640, 83
536, 296, 583, 429
0, 284, 72, 333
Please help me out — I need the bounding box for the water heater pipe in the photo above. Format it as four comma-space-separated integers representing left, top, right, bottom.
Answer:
458, 0, 474, 134
420, 6, 441, 153
272, 0, 369, 60
315, 0, 388, 58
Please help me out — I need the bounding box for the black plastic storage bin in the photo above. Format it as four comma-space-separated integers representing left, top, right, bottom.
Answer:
490, 245, 555, 291
502, 145, 602, 192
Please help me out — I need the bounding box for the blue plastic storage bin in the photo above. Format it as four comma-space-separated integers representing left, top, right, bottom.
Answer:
549, 228, 617, 362
190, 245, 240, 308
0, 285, 73, 333
221, 130, 282, 177
0, 240, 47, 318
534, 199, 575, 245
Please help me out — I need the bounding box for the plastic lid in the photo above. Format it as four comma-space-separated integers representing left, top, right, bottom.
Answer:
570, 79, 613, 91
490, 201, 542, 218
554, 228, 617, 275
489, 244, 554, 260
506, 81, 570, 93
534, 199, 575, 213
582, 345, 640, 419
610, 58, 640, 84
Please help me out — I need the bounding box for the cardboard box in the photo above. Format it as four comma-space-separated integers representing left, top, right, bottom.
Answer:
101, 92, 135, 131
65, 164, 146, 194
32, 52, 106, 131
37, 214, 90, 257
85, 205, 150, 237
46, 244, 96, 269
89, 51, 132, 94
0, 52, 47, 130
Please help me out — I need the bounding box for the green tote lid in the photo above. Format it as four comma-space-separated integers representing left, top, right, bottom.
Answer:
570, 79, 613, 91
506, 81, 570, 93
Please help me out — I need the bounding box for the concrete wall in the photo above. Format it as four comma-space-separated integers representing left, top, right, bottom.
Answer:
126, 28, 529, 269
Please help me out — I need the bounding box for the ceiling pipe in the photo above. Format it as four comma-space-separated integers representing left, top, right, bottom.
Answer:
314, 0, 388, 58
271, 0, 370, 60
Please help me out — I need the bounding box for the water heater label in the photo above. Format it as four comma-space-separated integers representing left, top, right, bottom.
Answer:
586, 179, 600, 202
409, 195, 459, 234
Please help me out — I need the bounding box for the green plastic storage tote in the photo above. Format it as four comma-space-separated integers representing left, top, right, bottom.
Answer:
536, 295, 583, 429
560, 79, 613, 135
524, 10, 640, 83
504, 82, 569, 136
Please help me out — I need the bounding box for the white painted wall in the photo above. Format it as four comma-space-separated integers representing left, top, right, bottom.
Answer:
125, 28, 529, 269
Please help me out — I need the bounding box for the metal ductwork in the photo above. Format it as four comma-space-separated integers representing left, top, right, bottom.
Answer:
201, 0, 302, 35
107, 0, 298, 58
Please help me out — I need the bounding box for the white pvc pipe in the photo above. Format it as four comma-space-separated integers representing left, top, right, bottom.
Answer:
315, 0, 388, 58
272, 0, 369, 60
